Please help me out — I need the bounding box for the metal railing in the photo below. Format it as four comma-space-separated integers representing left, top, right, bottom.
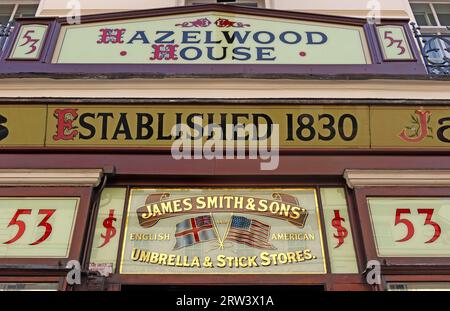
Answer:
411, 22, 450, 75
0, 22, 15, 54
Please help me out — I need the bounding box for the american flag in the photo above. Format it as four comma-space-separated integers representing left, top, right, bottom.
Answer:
225, 215, 275, 250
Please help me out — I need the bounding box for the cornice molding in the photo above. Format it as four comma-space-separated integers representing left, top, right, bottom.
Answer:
0, 169, 103, 187
344, 169, 450, 189
0, 78, 448, 99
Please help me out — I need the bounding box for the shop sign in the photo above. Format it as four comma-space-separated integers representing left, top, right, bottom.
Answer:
375, 25, 414, 61
0, 198, 79, 258
89, 188, 127, 272
2, 104, 450, 149
371, 107, 450, 147
9, 24, 49, 60
119, 189, 326, 274
48, 12, 370, 65
0, 105, 46, 146
368, 198, 450, 257
320, 188, 358, 273
46, 105, 369, 148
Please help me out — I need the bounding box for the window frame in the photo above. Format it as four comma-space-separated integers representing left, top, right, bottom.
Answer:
0, 277, 66, 291
386, 280, 450, 291
354, 186, 450, 267
409, 1, 450, 31
0, 0, 39, 25
0, 187, 93, 268
106, 180, 367, 289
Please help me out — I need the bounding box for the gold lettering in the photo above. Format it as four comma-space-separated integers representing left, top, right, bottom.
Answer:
167, 254, 176, 266
234, 196, 244, 209
158, 253, 168, 265
295, 251, 305, 262
139, 250, 151, 263
290, 206, 300, 219
269, 201, 280, 214
130, 248, 140, 261
160, 201, 173, 214
141, 205, 153, 219
172, 199, 181, 212
216, 255, 226, 268
259, 252, 271, 266
150, 252, 159, 264
279, 203, 290, 217
258, 199, 268, 212
191, 256, 201, 267
207, 196, 218, 209
304, 249, 313, 260
152, 203, 162, 216
196, 196, 206, 209
183, 198, 192, 210
224, 196, 233, 208
287, 252, 296, 263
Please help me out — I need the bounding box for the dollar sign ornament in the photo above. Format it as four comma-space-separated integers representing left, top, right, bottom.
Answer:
98, 209, 117, 248
331, 210, 348, 249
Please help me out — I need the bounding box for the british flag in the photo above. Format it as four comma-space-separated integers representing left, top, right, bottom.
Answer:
225, 216, 275, 250
173, 215, 217, 250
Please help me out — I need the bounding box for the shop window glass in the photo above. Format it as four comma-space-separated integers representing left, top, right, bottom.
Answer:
320, 188, 358, 273
388, 282, 450, 291
0, 283, 58, 291
120, 188, 326, 274
367, 197, 450, 257
0, 198, 79, 258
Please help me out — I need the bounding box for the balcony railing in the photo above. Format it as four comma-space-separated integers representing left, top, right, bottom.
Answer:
0, 22, 14, 54
411, 22, 450, 75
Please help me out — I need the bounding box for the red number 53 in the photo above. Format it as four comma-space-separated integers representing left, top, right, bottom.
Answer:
19, 30, 40, 55
383, 30, 406, 55
395, 208, 441, 243
3, 209, 56, 245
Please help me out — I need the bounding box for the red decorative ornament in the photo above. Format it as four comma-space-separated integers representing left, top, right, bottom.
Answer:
215, 18, 250, 28
175, 18, 212, 28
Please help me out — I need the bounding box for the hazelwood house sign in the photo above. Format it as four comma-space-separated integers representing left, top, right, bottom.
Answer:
1, 5, 422, 74
50, 12, 372, 64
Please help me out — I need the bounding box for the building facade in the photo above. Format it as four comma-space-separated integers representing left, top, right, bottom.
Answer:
0, 0, 449, 291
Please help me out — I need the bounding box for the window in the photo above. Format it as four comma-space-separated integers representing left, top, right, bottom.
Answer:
0, 5, 15, 26
411, 3, 438, 26
435, 3, 450, 25
0, 283, 59, 291
0, 1, 39, 26
185, 0, 265, 8
388, 282, 450, 291
410, 2, 450, 28
409, 2, 450, 72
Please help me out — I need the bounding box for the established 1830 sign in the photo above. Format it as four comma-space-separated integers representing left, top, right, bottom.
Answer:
1, 104, 450, 149
119, 189, 326, 274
